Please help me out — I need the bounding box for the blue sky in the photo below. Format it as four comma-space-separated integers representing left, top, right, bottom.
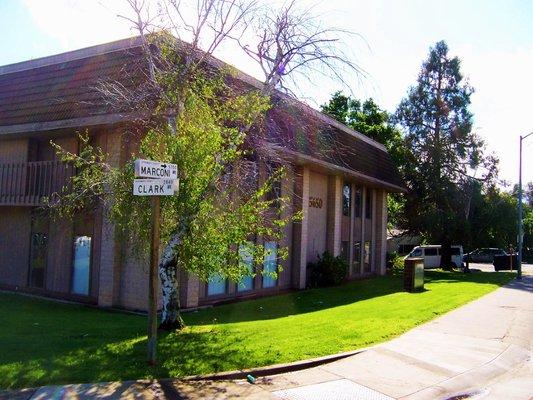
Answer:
1, 0, 532, 186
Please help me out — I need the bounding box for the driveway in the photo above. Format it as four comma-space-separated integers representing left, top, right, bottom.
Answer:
468, 262, 533, 274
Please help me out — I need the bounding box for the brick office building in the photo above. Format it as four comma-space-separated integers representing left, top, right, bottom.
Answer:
0, 37, 404, 311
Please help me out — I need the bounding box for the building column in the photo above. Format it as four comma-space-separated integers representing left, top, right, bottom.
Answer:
376, 190, 388, 275
291, 166, 309, 289
97, 131, 122, 307
326, 175, 342, 257
360, 186, 366, 268
179, 270, 200, 309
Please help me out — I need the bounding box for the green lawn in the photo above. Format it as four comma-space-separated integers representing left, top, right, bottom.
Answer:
0, 270, 514, 389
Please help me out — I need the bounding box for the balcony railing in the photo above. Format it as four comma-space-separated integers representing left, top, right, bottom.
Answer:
0, 161, 73, 206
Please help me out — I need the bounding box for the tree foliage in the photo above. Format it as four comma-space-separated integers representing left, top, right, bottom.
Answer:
48, 37, 295, 329
394, 41, 498, 255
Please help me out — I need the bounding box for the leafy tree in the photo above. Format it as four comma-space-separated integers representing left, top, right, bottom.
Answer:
320, 92, 409, 229
48, 0, 362, 331
466, 185, 517, 250
394, 41, 497, 268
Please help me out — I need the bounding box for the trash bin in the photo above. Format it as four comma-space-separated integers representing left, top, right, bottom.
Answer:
404, 257, 424, 292
493, 254, 518, 271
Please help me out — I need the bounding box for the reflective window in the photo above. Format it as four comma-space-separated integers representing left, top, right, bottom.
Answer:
365, 189, 373, 219
207, 273, 227, 296
262, 241, 277, 288
364, 241, 372, 272
353, 241, 361, 273
71, 236, 91, 295
342, 183, 351, 216
410, 248, 423, 257
354, 187, 362, 218
237, 243, 254, 292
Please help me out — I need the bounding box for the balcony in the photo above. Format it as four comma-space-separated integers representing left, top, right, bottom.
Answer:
0, 161, 73, 206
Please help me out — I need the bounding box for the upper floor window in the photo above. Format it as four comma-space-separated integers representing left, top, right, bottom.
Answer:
354, 187, 362, 218
342, 183, 351, 216
365, 189, 373, 219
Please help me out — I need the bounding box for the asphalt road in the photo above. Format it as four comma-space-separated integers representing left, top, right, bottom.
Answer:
467, 262, 533, 275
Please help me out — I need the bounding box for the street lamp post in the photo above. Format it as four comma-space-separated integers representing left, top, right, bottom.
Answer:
518, 131, 533, 280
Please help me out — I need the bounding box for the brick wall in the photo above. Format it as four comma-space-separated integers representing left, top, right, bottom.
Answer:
0, 207, 31, 286
0, 138, 28, 163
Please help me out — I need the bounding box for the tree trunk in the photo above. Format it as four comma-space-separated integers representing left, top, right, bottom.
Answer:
440, 239, 453, 270
158, 232, 185, 330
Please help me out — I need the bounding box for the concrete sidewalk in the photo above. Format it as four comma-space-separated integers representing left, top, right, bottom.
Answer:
7, 273, 533, 400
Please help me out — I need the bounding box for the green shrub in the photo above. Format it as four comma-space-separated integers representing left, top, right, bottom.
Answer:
386, 252, 404, 275
308, 251, 348, 287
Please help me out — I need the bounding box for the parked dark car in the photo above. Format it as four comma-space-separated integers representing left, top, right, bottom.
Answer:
463, 248, 506, 263
493, 253, 518, 271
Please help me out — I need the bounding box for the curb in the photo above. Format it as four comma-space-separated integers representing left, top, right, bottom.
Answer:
184, 346, 371, 381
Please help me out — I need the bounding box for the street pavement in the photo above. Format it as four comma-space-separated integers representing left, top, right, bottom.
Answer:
5, 266, 532, 400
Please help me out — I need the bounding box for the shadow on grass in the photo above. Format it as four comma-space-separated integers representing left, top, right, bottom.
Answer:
185, 270, 516, 326
185, 275, 405, 326
0, 324, 255, 390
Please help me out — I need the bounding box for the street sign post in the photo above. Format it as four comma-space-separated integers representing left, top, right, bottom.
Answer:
132, 159, 179, 365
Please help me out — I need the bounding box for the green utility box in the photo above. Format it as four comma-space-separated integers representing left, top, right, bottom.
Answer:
404, 257, 424, 292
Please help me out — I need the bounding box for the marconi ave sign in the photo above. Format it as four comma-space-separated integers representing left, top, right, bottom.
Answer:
134, 159, 178, 179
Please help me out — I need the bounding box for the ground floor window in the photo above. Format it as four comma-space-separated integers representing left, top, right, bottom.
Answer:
71, 235, 91, 295
353, 241, 362, 274
341, 241, 349, 263
364, 241, 372, 273
237, 243, 254, 292
207, 273, 227, 296
29, 233, 47, 288
262, 241, 278, 288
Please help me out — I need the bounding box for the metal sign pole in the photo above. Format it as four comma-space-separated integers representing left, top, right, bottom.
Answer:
147, 196, 160, 364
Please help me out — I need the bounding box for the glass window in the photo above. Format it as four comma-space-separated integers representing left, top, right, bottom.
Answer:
364, 241, 372, 272
353, 241, 361, 272
29, 233, 47, 288
425, 248, 438, 256
71, 236, 91, 295
207, 273, 227, 296
354, 187, 362, 218
451, 247, 461, 255
262, 241, 278, 288
237, 243, 254, 292
365, 189, 373, 219
342, 183, 351, 216
341, 241, 349, 262
410, 248, 423, 257
266, 179, 281, 207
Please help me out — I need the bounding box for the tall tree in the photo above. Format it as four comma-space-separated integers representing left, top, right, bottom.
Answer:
320, 92, 409, 228
394, 41, 497, 268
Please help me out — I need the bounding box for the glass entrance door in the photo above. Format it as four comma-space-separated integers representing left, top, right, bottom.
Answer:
71, 235, 92, 295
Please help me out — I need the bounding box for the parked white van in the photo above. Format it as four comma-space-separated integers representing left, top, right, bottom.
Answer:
406, 245, 464, 269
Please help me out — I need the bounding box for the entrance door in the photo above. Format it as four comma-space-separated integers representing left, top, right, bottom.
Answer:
71, 235, 92, 295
